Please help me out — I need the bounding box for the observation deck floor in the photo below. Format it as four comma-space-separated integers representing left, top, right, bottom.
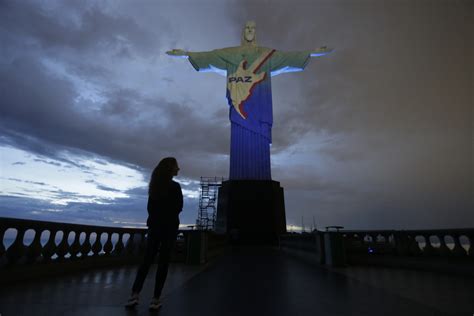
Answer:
0, 247, 472, 316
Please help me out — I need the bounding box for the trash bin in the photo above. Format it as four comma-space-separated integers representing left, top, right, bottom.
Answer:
323, 226, 346, 267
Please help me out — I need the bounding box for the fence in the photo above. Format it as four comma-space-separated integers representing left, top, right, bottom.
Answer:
279, 228, 474, 275
0, 217, 228, 283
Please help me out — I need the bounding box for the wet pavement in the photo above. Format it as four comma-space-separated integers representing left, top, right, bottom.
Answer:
0, 247, 472, 315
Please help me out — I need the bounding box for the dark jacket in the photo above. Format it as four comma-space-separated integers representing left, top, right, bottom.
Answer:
146, 180, 183, 231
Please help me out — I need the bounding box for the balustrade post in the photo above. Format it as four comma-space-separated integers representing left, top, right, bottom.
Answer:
386, 233, 395, 253
103, 232, 113, 255
56, 230, 70, 260
69, 231, 81, 259
407, 234, 422, 256
468, 233, 474, 258
186, 231, 208, 264
0, 226, 6, 259
323, 228, 346, 267
42, 230, 57, 262
80, 231, 92, 258
438, 234, 452, 256
422, 234, 436, 256
394, 231, 410, 256
451, 234, 467, 257
113, 233, 124, 256
25, 229, 43, 264
125, 234, 135, 256
379, 233, 388, 254
368, 234, 376, 252
7, 228, 26, 264
315, 232, 325, 264
92, 231, 103, 256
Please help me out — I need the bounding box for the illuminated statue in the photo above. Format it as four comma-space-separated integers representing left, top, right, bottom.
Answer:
167, 21, 332, 180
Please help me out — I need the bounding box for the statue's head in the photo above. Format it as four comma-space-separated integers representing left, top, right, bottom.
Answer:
241, 21, 257, 46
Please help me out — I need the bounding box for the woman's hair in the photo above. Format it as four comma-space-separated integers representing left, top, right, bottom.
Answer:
149, 157, 177, 196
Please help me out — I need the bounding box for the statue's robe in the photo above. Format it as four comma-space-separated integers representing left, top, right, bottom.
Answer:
188, 46, 311, 180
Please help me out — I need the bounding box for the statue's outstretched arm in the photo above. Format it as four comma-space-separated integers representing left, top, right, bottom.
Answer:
166, 49, 189, 57
310, 46, 333, 57
166, 49, 227, 74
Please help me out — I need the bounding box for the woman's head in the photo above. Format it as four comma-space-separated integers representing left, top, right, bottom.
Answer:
149, 157, 179, 195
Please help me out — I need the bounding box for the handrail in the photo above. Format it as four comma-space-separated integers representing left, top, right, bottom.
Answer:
279, 228, 474, 265
0, 217, 181, 266
342, 228, 474, 257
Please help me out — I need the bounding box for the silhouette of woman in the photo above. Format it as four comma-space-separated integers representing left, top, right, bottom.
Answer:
125, 157, 183, 310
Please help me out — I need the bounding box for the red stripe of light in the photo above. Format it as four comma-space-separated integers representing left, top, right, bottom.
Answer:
253, 49, 275, 74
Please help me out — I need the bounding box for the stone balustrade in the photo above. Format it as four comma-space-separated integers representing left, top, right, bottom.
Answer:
0, 217, 231, 284
279, 228, 474, 273
3, 215, 472, 278
342, 228, 473, 257
279, 232, 325, 264
0, 217, 220, 269
0, 217, 152, 267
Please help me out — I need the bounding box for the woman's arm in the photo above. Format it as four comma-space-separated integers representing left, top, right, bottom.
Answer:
176, 183, 183, 214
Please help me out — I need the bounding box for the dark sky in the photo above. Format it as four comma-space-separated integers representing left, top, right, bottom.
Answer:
0, 0, 472, 230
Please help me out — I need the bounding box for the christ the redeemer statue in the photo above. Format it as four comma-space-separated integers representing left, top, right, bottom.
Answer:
167, 21, 332, 180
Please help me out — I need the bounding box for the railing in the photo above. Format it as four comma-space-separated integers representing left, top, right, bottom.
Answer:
343, 229, 473, 257
279, 232, 325, 264
0, 217, 229, 282
278, 228, 474, 274
0, 217, 151, 266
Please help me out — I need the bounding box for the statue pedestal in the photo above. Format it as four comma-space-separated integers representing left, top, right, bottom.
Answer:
215, 180, 286, 244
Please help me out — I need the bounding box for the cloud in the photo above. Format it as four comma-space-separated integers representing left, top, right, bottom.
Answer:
1, 0, 239, 182
0, 56, 229, 174
0, 0, 472, 230
85, 179, 128, 193
230, 0, 473, 228
6, 178, 47, 186
0, 183, 199, 228
33, 158, 62, 167
0, 1, 166, 57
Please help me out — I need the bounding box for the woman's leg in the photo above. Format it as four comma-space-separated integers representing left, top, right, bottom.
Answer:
131, 229, 160, 294
153, 234, 176, 299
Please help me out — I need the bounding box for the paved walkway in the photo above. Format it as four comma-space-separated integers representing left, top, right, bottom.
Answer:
327, 265, 474, 315
1, 247, 472, 315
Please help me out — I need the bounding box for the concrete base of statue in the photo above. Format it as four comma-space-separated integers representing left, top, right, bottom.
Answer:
215, 180, 286, 244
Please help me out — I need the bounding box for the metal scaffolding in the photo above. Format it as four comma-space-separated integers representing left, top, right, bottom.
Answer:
196, 177, 224, 231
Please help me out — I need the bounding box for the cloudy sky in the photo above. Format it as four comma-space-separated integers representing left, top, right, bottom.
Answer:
0, 0, 472, 231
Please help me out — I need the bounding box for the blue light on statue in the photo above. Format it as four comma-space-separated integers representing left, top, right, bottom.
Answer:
167, 21, 333, 182
179, 40, 332, 180
198, 65, 227, 77
271, 66, 304, 77
368, 247, 374, 254
169, 55, 190, 59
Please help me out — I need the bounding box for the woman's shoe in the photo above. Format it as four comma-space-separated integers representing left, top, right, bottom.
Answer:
124, 293, 139, 308
149, 297, 162, 310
